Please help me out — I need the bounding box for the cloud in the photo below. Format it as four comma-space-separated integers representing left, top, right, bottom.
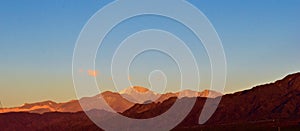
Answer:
88, 70, 98, 77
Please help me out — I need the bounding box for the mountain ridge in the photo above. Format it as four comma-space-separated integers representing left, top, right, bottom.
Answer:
1, 72, 300, 130
0, 86, 222, 114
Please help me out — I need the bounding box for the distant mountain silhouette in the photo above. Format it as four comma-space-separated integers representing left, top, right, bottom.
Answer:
119, 86, 159, 104
0, 86, 221, 114
0, 91, 133, 113
123, 72, 300, 130
120, 86, 222, 104
1, 72, 300, 130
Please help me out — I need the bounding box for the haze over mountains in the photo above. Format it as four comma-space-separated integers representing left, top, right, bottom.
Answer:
1, 72, 300, 130
0, 86, 222, 114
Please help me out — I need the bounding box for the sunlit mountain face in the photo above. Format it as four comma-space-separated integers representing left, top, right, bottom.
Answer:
0, 86, 222, 114
1, 73, 300, 130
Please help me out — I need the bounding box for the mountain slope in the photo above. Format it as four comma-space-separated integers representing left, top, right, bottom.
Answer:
0, 91, 135, 114
122, 72, 300, 129
0, 86, 220, 114
1, 73, 300, 130
119, 86, 159, 104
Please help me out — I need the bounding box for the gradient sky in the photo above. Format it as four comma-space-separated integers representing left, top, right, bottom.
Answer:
1, 0, 300, 107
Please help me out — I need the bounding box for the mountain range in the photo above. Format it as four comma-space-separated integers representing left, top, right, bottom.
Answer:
0, 86, 222, 114
1, 72, 300, 130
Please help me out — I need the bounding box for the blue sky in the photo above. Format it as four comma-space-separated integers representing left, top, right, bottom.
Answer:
0, 0, 300, 107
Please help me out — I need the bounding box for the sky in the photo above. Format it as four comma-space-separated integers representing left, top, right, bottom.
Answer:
0, 0, 300, 107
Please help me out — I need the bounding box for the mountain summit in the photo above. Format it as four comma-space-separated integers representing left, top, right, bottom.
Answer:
119, 86, 151, 94
121, 72, 300, 129
133, 86, 150, 93
1, 72, 300, 130
119, 86, 158, 104
0, 86, 221, 114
